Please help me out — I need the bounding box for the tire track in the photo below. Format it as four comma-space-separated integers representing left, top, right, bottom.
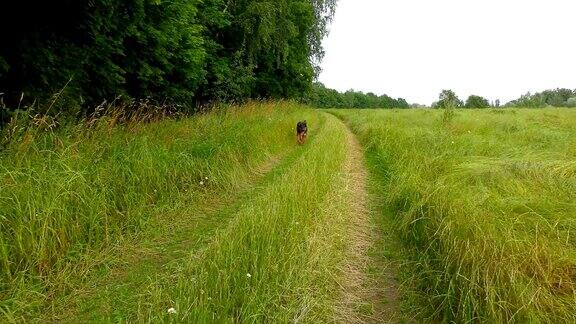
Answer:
334, 116, 401, 323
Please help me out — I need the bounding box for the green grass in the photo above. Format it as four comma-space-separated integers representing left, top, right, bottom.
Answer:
0, 102, 300, 318
0, 102, 365, 322
111, 113, 351, 322
6, 102, 575, 323
331, 108, 576, 322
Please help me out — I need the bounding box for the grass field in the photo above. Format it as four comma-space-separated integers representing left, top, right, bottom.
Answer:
1, 103, 576, 322
0, 102, 391, 322
331, 108, 576, 322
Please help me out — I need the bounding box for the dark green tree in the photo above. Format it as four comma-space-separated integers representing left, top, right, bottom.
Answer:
434, 90, 463, 108
464, 95, 490, 108
304, 83, 410, 109
0, 0, 338, 116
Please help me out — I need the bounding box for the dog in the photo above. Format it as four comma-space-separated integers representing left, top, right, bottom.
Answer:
296, 121, 308, 145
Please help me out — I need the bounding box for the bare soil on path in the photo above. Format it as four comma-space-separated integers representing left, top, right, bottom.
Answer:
335, 119, 401, 323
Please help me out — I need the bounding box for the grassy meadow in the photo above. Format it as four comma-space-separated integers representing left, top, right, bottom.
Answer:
0, 102, 375, 322
331, 108, 576, 322
2, 102, 576, 323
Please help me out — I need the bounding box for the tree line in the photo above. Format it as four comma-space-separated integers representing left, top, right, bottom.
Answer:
432, 90, 496, 109
505, 88, 576, 108
432, 88, 576, 109
0, 0, 337, 118
303, 82, 409, 108
305, 86, 576, 110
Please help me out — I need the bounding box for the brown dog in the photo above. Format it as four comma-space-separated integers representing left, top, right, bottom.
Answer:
296, 121, 308, 145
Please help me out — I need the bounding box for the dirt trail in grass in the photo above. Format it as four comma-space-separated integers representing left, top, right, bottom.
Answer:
33, 114, 402, 322
336, 119, 401, 323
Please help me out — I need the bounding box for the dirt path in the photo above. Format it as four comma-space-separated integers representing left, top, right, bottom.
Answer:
33, 114, 402, 322
336, 120, 401, 323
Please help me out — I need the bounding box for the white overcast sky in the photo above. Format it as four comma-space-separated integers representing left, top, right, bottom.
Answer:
319, 0, 576, 105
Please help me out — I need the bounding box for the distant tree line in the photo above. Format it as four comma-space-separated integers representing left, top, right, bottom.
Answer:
304, 82, 409, 108
505, 88, 576, 108
432, 90, 496, 109
432, 88, 576, 109
0, 0, 337, 118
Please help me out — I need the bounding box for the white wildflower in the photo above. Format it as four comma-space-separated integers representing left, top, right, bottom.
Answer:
205, 176, 208, 180
200, 181, 204, 186
246, 273, 252, 278
167, 307, 177, 314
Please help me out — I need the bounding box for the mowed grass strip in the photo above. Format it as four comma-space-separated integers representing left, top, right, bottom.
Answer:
331, 108, 576, 322
100, 113, 357, 322
0, 102, 311, 321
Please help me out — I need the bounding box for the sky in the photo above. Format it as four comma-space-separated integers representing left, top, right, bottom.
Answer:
318, 0, 576, 105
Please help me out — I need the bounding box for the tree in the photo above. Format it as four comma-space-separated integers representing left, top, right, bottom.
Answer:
434, 90, 463, 108
395, 98, 410, 109
506, 88, 576, 108
303, 83, 410, 109
0, 0, 338, 115
465, 95, 490, 108
567, 97, 576, 108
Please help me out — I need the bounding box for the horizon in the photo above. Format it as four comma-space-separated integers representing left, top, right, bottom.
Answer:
318, 0, 576, 106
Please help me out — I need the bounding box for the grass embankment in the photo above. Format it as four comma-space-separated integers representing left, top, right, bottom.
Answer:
1, 103, 370, 322
332, 108, 576, 322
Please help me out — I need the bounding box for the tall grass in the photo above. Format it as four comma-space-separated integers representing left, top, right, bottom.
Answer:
61, 113, 355, 322
0, 101, 309, 319
332, 108, 576, 322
